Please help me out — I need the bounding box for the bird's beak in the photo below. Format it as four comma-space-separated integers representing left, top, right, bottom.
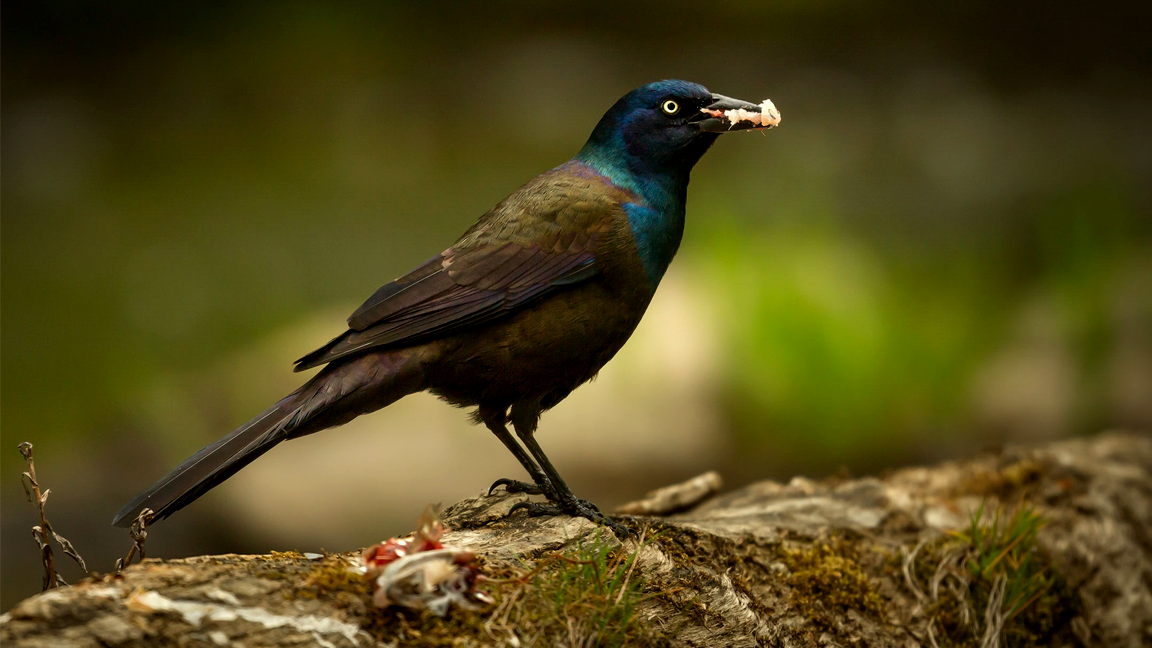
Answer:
693, 94, 781, 133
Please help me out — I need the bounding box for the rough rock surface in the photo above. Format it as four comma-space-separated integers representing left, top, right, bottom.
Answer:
3, 433, 1150, 647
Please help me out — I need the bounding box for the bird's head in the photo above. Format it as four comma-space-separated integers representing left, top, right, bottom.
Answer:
577, 79, 780, 186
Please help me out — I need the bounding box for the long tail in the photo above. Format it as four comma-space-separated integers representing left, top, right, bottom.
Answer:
112, 350, 425, 527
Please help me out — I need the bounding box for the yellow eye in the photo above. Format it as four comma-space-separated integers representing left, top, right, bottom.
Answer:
661, 99, 680, 115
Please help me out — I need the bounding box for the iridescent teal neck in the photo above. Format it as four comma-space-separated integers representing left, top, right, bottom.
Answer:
574, 145, 687, 287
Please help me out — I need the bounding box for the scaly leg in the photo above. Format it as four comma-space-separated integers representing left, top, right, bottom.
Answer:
506, 404, 630, 537
479, 405, 556, 498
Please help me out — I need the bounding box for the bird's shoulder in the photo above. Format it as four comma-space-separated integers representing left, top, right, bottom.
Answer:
453, 161, 635, 252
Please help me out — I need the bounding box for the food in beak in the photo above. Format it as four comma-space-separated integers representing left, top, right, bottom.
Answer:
701, 99, 781, 129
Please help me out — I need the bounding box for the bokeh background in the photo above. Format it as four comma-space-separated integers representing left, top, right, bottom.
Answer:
3, 1, 1150, 609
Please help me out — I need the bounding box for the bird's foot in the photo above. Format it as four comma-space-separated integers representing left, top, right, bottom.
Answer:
488, 477, 556, 498
510, 497, 631, 538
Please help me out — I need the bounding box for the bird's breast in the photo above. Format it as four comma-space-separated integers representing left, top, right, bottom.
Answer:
425, 277, 651, 410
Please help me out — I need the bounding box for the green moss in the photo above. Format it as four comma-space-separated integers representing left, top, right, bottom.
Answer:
359, 603, 495, 647
267, 550, 305, 560
953, 459, 1047, 500
777, 539, 886, 631
296, 557, 370, 602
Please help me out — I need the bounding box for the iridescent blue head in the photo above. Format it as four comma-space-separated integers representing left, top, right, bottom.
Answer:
577, 80, 777, 191
579, 80, 717, 185
575, 80, 779, 285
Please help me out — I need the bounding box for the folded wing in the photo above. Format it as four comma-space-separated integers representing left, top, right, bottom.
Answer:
294, 178, 614, 371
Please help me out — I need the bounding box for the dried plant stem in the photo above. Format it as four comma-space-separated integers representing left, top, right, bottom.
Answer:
19, 442, 57, 589
116, 508, 155, 572
18, 442, 87, 590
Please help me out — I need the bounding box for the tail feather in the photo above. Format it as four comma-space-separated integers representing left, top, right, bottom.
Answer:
112, 349, 426, 528
111, 397, 295, 527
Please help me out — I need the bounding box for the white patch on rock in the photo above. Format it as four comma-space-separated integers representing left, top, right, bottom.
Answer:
633, 544, 676, 576
698, 573, 771, 639
85, 587, 125, 599
924, 505, 966, 530
125, 589, 363, 646
204, 587, 241, 606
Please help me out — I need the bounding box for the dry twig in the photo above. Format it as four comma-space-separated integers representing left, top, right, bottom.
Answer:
116, 508, 155, 571
18, 442, 87, 590
615, 471, 722, 515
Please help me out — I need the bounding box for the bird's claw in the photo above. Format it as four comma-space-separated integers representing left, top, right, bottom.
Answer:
509, 497, 632, 537
488, 477, 555, 497
509, 500, 563, 517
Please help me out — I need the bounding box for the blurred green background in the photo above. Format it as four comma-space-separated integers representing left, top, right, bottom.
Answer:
3, 1, 1150, 609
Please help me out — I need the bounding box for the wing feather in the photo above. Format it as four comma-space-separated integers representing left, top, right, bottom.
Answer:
293, 167, 621, 371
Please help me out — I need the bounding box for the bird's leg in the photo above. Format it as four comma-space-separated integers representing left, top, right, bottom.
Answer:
479, 406, 556, 498
506, 406, 630, 537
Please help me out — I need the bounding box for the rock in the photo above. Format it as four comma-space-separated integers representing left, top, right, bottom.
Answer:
3, 432, 1151, 647
86, 615, 143, 645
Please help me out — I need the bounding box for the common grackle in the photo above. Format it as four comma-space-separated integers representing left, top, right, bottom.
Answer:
113, 80, 780, 536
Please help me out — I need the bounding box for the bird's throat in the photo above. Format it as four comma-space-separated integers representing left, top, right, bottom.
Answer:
572, 151, 687, 287
623, 200, 685, 286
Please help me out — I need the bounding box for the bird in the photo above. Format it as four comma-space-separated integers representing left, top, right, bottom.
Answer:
113, 79, 780, 536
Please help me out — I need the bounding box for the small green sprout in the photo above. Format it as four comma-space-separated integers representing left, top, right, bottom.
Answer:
905, 502, 1080, 648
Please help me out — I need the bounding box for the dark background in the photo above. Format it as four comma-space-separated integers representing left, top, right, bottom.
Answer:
3, 0, 1150, 610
